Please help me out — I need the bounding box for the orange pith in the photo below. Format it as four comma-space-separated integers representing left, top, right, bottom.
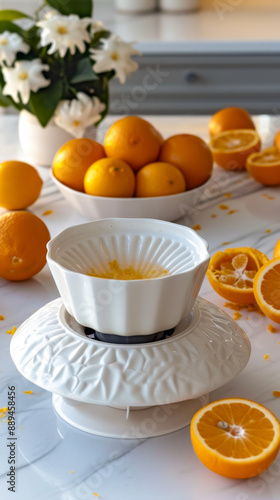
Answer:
207, 247, 269, 305
209, 107, 255, 138
190, 398, 280, 479
254, 259, 280, 323
209, 129, 261, 170
246, 147, 280, 185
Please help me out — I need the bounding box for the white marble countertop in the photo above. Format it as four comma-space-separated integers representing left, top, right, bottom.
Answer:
93, 1, 280, 54
0, 114, 280, 499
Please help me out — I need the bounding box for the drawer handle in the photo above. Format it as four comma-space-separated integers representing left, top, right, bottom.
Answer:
185, 72, 198, 83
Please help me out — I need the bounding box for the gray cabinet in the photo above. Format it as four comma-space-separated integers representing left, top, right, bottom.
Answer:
109, 53, 280, 115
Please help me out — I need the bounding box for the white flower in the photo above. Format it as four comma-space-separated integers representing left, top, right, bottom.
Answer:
90, 34, 140, 84
43, 9, 59, 20
90, 20, 104, 38
2, 59, 50, 104
0, 31, 30, 66
54, 92, 106, 138
37, 14, 92, 58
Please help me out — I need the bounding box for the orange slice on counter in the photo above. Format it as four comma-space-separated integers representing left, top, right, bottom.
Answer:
209, 129, 261, 170
246, 147, 280, 185
190, 398, 280, 479
254, 258, 280, 323
207, 247, 269, 305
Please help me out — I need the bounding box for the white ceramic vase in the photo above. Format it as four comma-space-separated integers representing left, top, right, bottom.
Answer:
18, 110, 96, 167
159, 0, 200, 11
115, 0, 157, 13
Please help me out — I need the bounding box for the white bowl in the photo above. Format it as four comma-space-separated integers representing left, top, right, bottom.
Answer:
47, 218, 210, 338
50, 170, 211, 222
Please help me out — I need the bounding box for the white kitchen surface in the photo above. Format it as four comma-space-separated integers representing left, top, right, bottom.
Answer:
0, 114, 280, 499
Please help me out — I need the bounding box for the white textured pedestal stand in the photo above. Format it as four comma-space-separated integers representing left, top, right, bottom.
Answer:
11, 298, 250, 438
52, 395, 209, 438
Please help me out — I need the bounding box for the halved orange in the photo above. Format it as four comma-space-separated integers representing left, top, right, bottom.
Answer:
246, 147, 280, 185
253, 258, 280, 323
274, 130, 280, 150
190, 398, 280, 479
273, 239, 280, 259
209, 129, 261, 170
207, 247, 269, 305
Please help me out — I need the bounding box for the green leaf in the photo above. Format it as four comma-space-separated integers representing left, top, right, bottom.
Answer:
0, 93, 10, 107
29, 80, 63, 127
70, 58, 98, 84
0, 10, 30, 21
0, 20, 23, 35
45, 0, 92, 18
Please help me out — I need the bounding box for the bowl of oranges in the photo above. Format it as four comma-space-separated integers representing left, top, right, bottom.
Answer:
51, 116, 213, 222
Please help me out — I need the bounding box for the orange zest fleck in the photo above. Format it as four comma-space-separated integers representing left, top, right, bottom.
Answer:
221, 241, 232, 245
266, 229, 271, 233
267, 324, 277, 333
262, 194, 275, 200
219, 204, 229, 210
233, 311, 242, 320
22, 390, 33, 395
6, 326, 16, 335
42, 209, 53, 216
228, 210, 238, 215
69, 471, 74, 474
264, 353, 270, 361
273, 391, 280, 398
224, 302, 265, 316
211, 214, 217, 218
0, 407, 8, 418
224, 193, 232, 198
0, 315, 4, 320
192, 224, 201, 231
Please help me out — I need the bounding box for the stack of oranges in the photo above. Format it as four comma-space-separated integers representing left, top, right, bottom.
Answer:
208, 106, 280, 185
52, 116, 213, 198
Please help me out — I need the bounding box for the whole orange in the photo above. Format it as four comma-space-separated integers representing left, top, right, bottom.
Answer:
0, 211, 50, 281
0, 161, 42, 210
104, 116, 163, 172
136, 162, 186, 197
209, 107, 255, 138
84, 158, 135, 197
159, 134, 213, 189
52, 138, 105, 192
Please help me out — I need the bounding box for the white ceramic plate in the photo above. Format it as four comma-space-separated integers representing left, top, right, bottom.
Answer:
50, 170, 212, 222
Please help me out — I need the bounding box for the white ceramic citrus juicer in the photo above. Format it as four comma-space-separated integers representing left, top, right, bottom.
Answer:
10, 219, 251, 438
